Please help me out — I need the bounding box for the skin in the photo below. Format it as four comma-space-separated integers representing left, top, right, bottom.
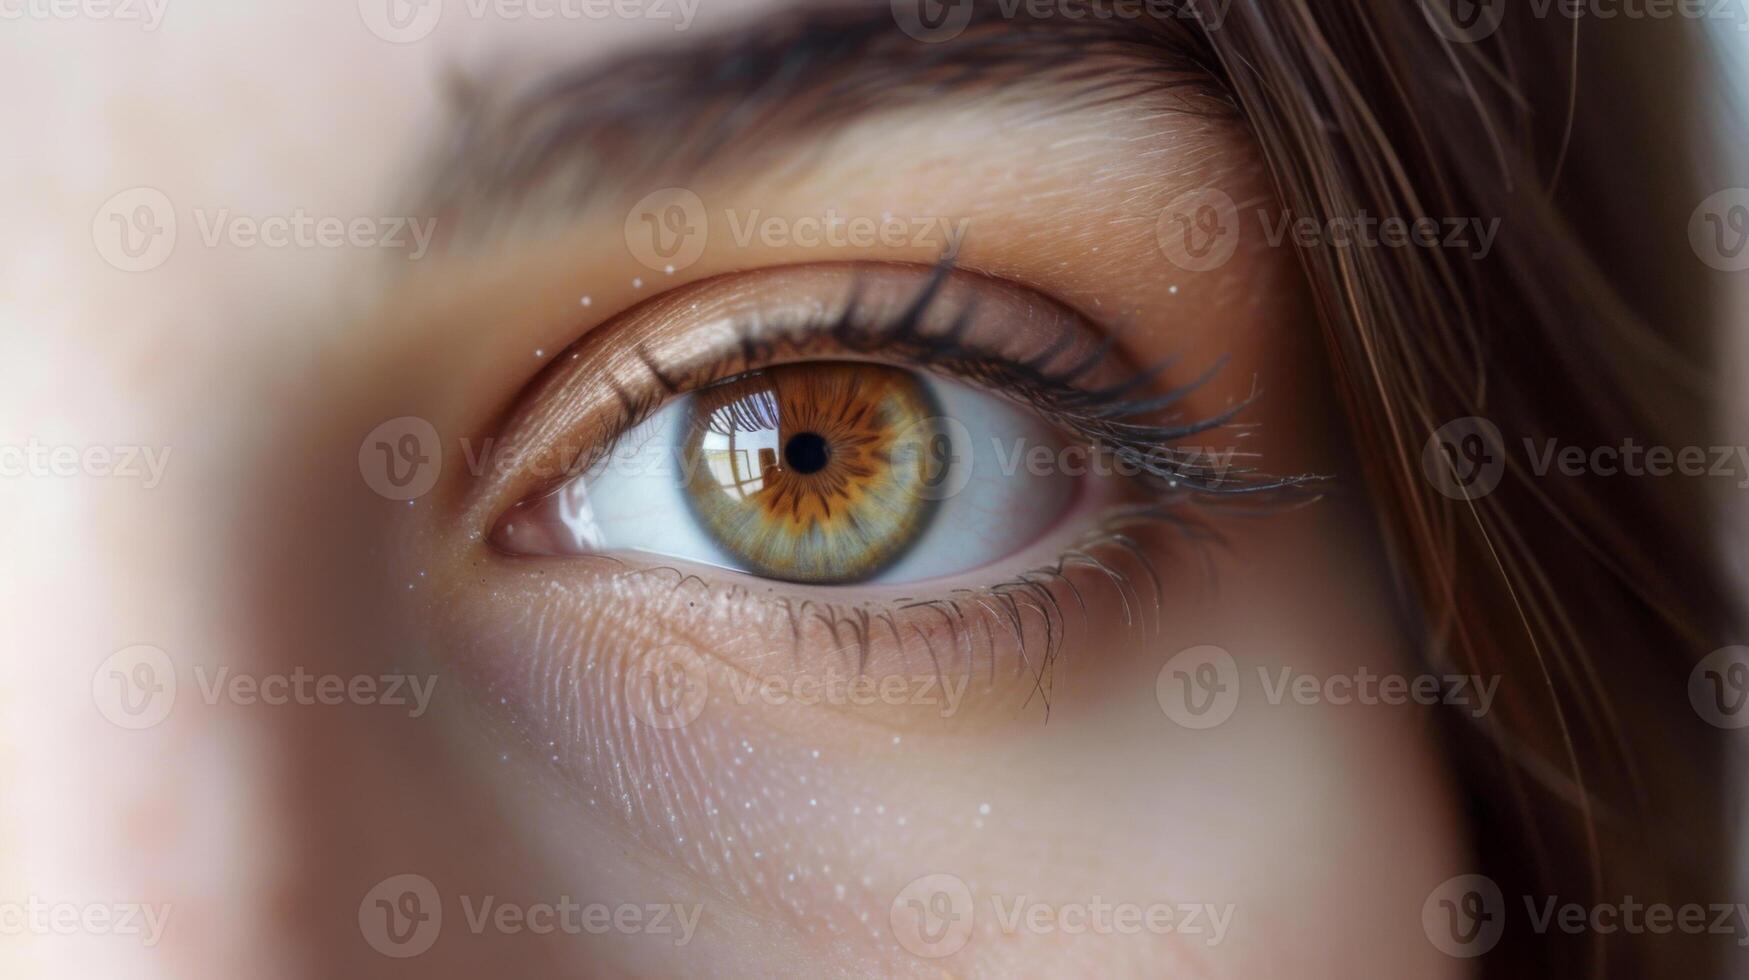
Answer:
3, 3, 1468, 977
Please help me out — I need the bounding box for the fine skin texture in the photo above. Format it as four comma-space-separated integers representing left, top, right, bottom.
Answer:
3, 3, 1465, 978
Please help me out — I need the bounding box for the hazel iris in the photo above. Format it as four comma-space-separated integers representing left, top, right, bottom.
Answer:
679, 362, 943, 583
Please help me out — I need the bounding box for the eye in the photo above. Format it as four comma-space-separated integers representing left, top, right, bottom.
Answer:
494, 359, 1081, 584
482, 261, 1281, 591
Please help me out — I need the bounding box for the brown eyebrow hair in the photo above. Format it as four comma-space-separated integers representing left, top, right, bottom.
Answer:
414, 0, 1227, 245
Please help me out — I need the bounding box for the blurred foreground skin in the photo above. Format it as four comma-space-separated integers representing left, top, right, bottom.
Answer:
0, 3, 1480, 978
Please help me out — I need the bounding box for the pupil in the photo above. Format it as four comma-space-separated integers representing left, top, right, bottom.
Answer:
783, 431, 830, 474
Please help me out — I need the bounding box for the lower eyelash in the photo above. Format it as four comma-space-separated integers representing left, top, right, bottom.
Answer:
579, 501, 1217, 716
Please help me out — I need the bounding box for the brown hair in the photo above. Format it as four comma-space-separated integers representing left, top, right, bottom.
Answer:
1188, 2, 1737, 975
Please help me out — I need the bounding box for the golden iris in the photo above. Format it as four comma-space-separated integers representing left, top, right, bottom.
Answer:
680, 362, 942, 584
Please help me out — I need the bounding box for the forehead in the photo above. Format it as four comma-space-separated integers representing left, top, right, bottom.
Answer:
0, 0, 758, 337
7, 1, 1219, 352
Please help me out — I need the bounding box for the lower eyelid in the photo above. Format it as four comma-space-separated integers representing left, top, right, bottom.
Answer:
450, 491, 1182, 734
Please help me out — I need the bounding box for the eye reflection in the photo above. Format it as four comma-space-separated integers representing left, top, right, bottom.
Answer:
683, 362, 942, 584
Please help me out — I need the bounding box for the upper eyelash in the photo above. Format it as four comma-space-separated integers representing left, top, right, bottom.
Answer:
599, 253, 1330, 498
820, 254, 1325, 496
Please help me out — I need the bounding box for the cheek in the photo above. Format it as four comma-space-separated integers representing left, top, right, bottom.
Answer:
422, 495, 1463, 975
428, 565, 970, 951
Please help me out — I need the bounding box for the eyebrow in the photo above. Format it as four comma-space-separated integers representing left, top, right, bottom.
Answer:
415, 1, 1225, 245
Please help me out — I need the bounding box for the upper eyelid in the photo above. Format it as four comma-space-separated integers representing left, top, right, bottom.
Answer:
468, 261, 1316, 538
457, 262, 1122, 523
